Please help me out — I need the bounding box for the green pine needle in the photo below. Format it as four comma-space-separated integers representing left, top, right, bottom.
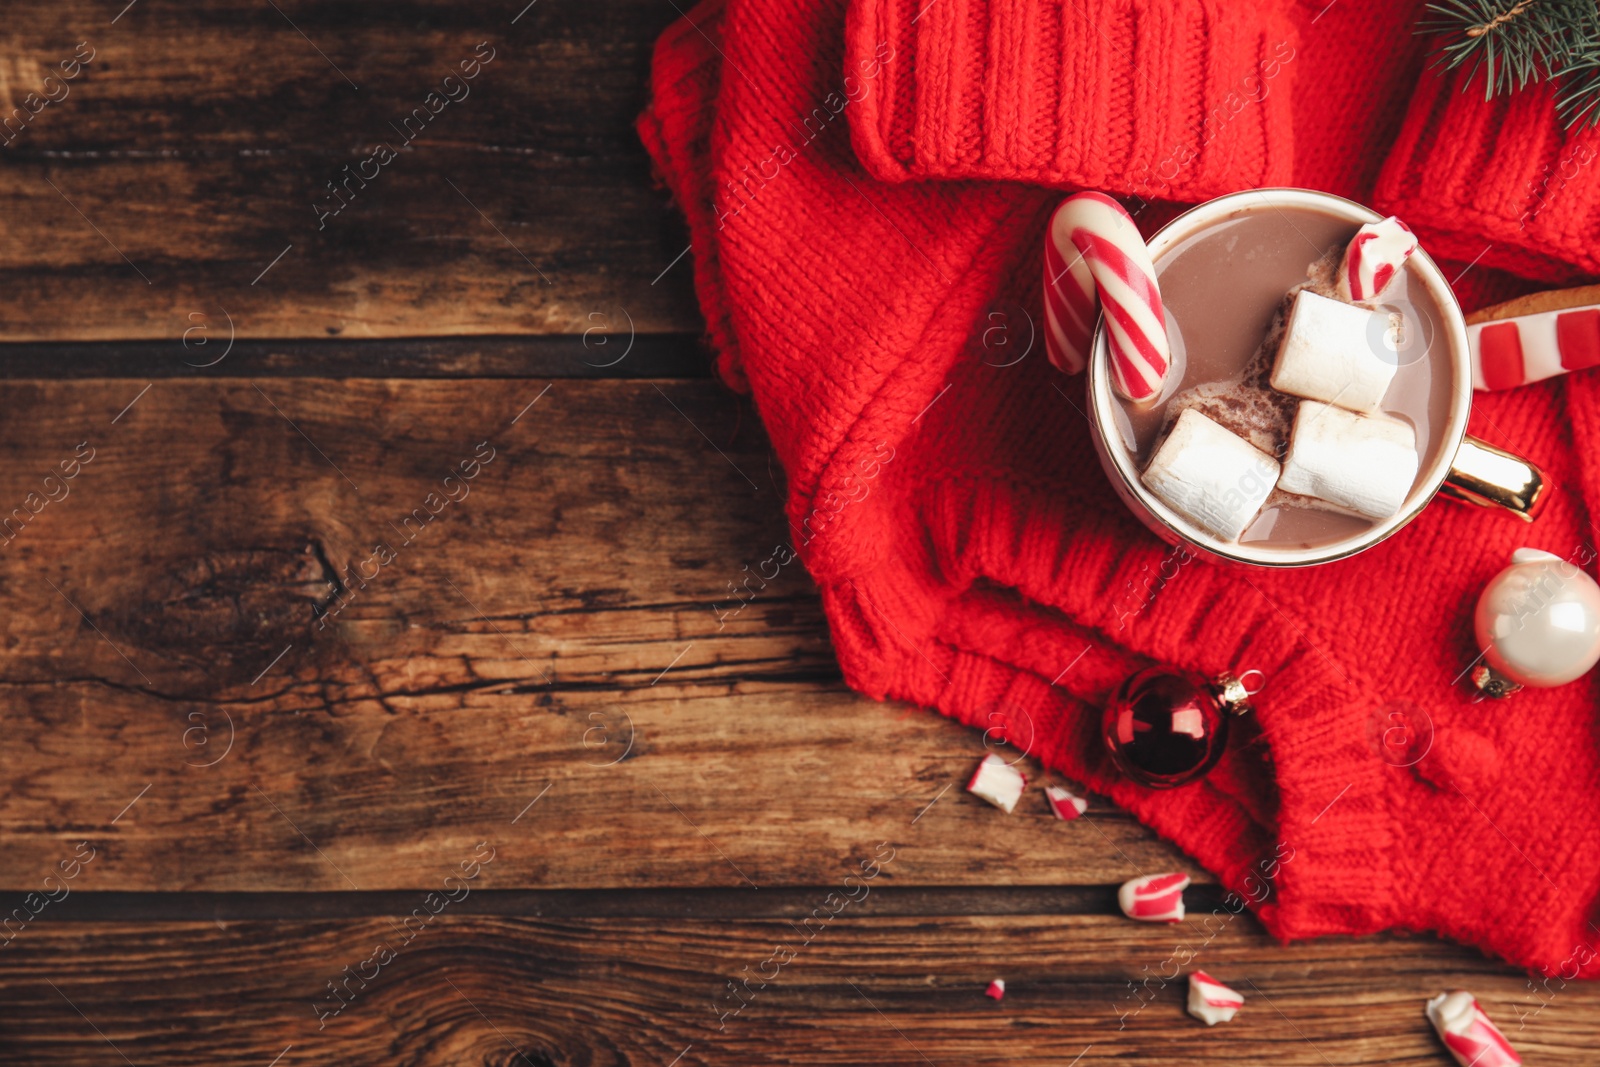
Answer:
1555, 17, 1600, 128
1420, 0, 1550, 97
1418, 0, 1600, 128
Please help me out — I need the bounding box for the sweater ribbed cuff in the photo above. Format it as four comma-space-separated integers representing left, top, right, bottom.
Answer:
822, 472, 1403, 940
1374, 66, 1600, 285
844, 0, 1298, 200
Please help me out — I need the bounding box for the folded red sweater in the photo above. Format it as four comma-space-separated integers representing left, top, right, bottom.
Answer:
640, 0, 1600, 975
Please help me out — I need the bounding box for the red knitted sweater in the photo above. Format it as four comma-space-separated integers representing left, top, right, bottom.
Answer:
639, 0, 1600, 974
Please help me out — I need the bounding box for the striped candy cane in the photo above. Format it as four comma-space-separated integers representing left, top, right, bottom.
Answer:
1468, 284, 1600, 390
1426, 992, 1521, 1067
1044, 192, 1171, 403
1337, 216, 1416, 303
1043, 784, 1087, 821
1117, 871, 1190, 922
1186, 971, 1244, 1025
1042, 226, 1096, 373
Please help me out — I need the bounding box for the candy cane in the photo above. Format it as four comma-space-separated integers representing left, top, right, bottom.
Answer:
1425, 992, 1521, 1067
1186, 971, 1244, 1025
1042, 227, 1096, 373
966, 753, 1026, 814
1043, 784, 1087, 821
1337, 216, 1417, 303
1117, 871, 1190, 922
1467, 284, 1600, 390
1045, 192, 1171, 402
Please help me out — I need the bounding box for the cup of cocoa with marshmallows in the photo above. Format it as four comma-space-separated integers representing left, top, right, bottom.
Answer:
1082, 188, 1547, 568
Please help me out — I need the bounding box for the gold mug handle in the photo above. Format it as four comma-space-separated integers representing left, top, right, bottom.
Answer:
1439, 435, 1549, 521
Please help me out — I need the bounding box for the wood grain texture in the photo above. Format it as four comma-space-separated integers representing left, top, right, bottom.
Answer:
0, 334, 712, 379
1, 910, 1590, 1065
0, 1, 701, 340
0, 378, 1188, 892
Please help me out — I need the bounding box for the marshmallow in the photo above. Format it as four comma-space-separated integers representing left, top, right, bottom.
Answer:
1270, 290, 1397, 412
1186, 971, 1244, 1026
966, 754, 1026, 814
1426, 991, 1521, 1067
1141, 409, 1280, 542
1044, 785, 1088, 821
1117, 871, 1190, 923
1338, 216, 1417, 304
1278, 400, 1419, 520
985, 979, 1006, 1000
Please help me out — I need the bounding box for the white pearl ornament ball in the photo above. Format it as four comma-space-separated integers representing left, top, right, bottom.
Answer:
1474, 548, 1600, 691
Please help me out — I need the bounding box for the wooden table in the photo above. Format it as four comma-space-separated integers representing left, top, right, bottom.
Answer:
1, 3, 1594, 1063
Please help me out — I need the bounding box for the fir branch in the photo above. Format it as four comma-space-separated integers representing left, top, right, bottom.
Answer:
1468, 0, 1538, 36
1419, 0, 1600, 129
1419, 0, 1567, 98
1553, 7, 1600, 128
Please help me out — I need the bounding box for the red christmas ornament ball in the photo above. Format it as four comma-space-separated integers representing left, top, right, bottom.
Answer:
1101, 667, 1250, 789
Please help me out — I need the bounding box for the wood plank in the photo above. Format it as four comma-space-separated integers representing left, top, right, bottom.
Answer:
1, 910, 1589, 1065
0, 335, 712, 379
0, 378, 1188, 891
6, 887, 1181, 923
0, 1, 701, 340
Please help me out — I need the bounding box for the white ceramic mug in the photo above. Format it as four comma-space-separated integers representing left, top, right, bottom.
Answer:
1087, 188, 1546, 568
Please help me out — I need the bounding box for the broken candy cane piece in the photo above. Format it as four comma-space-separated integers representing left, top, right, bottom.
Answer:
1337, 215, 1417, 303
1047, 191, 1171, 402
1117, 871, 1190, 923
1278, 400, 1419, 521
1044, 785, 1088, 821
986, 979, 1006, 1000
1186, 971, 1244, 1026
1426, 991, 1521, 1067
1141, 408, 1280, 542
966, 753, 1026, 814
1270, 290, 1398, 413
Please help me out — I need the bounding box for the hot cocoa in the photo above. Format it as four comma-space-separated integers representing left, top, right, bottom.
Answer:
1112, 204, 1455, 550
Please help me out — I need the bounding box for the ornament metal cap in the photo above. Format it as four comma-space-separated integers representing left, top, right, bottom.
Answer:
1211, 672, 1255, 717
1469, 664, 1522, 700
